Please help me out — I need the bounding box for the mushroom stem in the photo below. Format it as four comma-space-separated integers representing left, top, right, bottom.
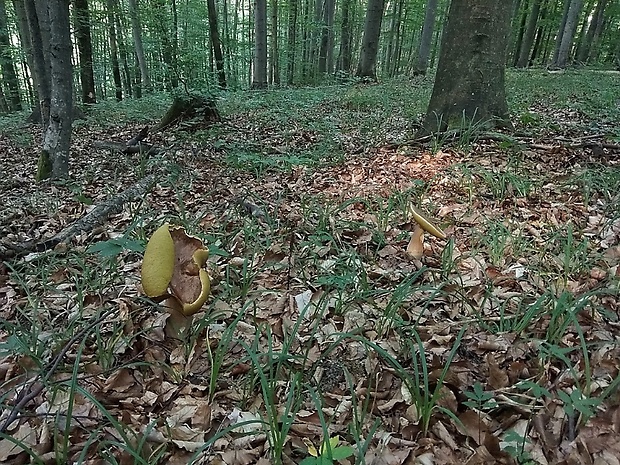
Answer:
163, 297, 193, 340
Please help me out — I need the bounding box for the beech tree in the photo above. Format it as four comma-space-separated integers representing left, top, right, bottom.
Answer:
73, 0, 96, 104
356, 0, 386, 80
36, 0, 73, 180
252, 0, 267, 89
0, 0, 21, 112
419, 0, 512, 135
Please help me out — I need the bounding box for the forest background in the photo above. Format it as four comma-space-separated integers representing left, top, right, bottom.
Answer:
0, 0, 619, 464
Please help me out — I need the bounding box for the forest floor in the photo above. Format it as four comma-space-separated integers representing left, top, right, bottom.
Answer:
0, 69, 619, 465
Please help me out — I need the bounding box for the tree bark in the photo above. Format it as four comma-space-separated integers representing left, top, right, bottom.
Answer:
286, 0, 298, 84
128, 0, 151, 93
251, 0, 267, 88
576, 0, 607, 63
356, 0, 386, 80
335, 0, 352, 73
318, 0, 334, 74
516, 0, 542, 67
413, 0, 437, 75
38, 0, 73, 180
106, 0, 122, 100
26, 0, 50, 125
554, 0, 583, 68
269, 0, 279, 84
11, 0, 37, 107
551, 0, 572, 65
0, 0, 22, 111
206, 0, 226, 88
419, 0, 511, 136
73, 0, 96, 103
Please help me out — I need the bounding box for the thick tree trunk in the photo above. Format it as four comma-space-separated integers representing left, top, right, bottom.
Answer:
356, 0, 386, 80
413, 0, 437, 75
286, 0, 297, 84
38, 0, 73, 181
128, 0, 151, 93
0, 0, 22, 111
206, 0, 226, 88
516, 0, 542, 67
73, 0, 96, 104
419, 0, 511, 136
251, 0, 267, 88
554, 0, 583, 68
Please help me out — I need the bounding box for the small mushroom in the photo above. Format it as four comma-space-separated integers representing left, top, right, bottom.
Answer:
406, 206, 446, 259
141, 224, 211, 338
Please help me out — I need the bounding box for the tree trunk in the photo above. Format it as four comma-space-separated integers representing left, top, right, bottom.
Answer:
419, 0, 511, 136
516, 0, 542, 67
355, 0, 386, 80
12, 0, 37, 108
551, 0, 572, 65
413, 0, 437, 75
206, 0, 226, 88
128, 0, 151, 93
512, 0, 529, 66
529, 0, 549, 65
114, 8, 133, 97
553, 0, 583, 68
335, 0, 352, 73
26, 0, 50, 125
318, 0, 334, 74
252, 0, 267, 88
38, 0, 73, 180
106, 0, 122, 100
269, 0, 279, 83
0, 0, 22, 111
286, 0, 298, 84
576, 0, 607, 62
73, 0, 96, 103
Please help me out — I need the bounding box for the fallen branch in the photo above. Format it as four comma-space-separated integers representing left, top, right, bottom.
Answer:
2, 174, 156, 260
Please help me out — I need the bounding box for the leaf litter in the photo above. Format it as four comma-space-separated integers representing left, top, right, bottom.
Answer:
0, 82, 619, 464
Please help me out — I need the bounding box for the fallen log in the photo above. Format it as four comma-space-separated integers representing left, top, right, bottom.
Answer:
1, 174, 156, 260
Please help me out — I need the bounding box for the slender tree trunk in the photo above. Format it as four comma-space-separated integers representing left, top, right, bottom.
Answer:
206, 0, 226, 88
576, 0, 607, 62
552, 0, 572, 65
512, 0, 529, 66
106, 0, 122, 100
38, 0, 73, 180
413, 0, 437, 75
252, 0, 267, 88
286, 0, 298, 84
419, 0, 511, 135
73, 0, 96, 103
25, 0, 50, 124
114, 10, 132, 97
12, 0, 37, 108
270, 0, 280, 83
356, 0, 386, 80
0, 0, 21, 111
128, 0, 151, 93
530, 0, 549, 64
553, 0, 583, 68
516, 0, 542, 67
318, 0, 334, 75
335, 0, 352, 73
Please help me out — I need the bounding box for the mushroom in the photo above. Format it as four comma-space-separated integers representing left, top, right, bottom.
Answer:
141, 224, 211, 339
406, 206, 447, 259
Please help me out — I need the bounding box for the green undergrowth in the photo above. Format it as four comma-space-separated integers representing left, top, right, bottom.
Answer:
1, 70, 620, 464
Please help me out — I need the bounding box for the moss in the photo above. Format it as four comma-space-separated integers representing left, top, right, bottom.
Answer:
36, 150, 52, 182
